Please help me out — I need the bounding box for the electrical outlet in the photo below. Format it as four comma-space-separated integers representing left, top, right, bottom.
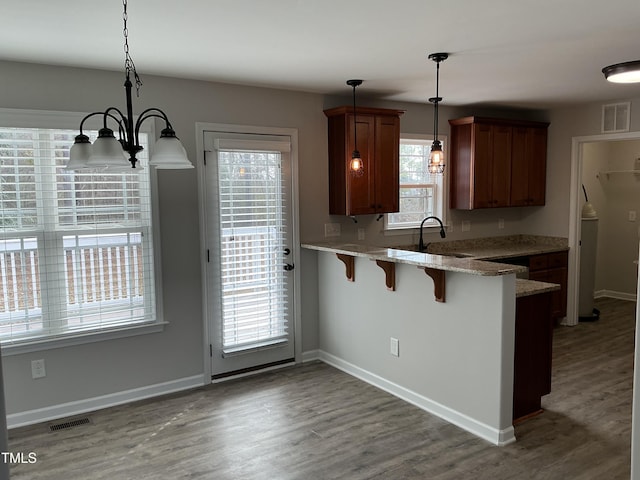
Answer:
498, 218, 505, 229
390, 337, 399, 357
629, 211, 637, 222
324, 223, 341, 237
357, 228, 365, 241
462, 220, 471, 232
31, 359, 46, 379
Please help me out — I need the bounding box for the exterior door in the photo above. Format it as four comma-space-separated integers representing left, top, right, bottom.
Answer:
203, 131, 295, 378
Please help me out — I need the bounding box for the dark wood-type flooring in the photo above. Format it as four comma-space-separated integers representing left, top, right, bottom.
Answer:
8, 298, 635, 479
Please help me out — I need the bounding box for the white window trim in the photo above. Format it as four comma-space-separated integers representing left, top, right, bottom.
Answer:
384, 133, 448, 235
0, 108, 165, 355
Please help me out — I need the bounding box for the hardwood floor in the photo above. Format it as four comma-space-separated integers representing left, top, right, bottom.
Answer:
8, 298, 635, 479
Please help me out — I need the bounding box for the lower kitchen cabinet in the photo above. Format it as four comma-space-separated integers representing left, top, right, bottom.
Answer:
528, 251, 568, 319
513, 291, 554, 422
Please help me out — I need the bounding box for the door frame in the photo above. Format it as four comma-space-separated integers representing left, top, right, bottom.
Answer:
195, 122, 301, 383
568, 130, 640, 326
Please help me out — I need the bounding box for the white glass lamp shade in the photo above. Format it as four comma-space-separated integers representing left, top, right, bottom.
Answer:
87, 128, 130, 168
66, 134, 93, 170
150, 128, 193, 169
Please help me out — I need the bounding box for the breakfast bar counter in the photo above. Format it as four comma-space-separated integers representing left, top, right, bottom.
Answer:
302, 240, 562, 446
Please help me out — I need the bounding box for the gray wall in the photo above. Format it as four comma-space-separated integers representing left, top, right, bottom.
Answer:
2, 58, 640, 425
583, 140, 640, 297
0, 60, 328, 415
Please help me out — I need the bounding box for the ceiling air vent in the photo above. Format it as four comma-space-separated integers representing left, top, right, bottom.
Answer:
602, 102, 630, 133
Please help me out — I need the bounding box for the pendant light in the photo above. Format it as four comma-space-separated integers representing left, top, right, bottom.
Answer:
428, 53, 448, 174
602, 60, 640, 83
346, 79, 364, 176
66, 0, 192, 171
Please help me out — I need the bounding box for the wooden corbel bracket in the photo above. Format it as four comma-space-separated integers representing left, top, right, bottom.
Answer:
423, 268, 446, 303
375, 260, 396, 291
336, 254, 355, 282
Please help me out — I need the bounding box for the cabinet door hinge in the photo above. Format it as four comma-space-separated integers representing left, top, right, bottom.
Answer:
209, 344, 213, 357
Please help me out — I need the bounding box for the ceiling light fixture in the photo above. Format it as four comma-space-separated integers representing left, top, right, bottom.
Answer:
66, 0, 192, 171
428, 52, 448, 174
346, 79, 364, 176
602, 60, 640, 84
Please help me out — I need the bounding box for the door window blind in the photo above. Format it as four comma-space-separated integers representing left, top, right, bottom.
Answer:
216, 140, 290, 354
0, 127, 156, 346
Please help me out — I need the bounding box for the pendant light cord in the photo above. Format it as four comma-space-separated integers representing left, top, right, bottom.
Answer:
433, 61, 440, 141
352, 83, 358, 151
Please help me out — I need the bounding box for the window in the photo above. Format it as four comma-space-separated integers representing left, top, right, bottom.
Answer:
386, 136, 446, 230
0, 126, 157, 347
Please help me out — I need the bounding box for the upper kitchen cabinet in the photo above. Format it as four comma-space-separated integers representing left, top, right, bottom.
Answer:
448, 116, 549, 210
324, 106, 404, 216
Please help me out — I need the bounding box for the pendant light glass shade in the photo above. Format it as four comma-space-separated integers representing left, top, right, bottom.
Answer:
86, 128, 130, 168
350, 155, 363, 173
428, 140, 445, 174
149, 128, 193, 169
602, 60, 640, 83
67, 134, 93, 170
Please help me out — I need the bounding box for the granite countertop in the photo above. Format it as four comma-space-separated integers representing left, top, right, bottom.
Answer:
515, 278, 560, 298
301, 242, 527, 277
424, 234, 569, 260
303, 234, 569, 296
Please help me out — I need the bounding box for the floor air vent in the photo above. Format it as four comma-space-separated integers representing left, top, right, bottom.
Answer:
49, 417, 91, 432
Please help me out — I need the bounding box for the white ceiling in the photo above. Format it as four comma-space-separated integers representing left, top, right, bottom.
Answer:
2, 0, 640, 109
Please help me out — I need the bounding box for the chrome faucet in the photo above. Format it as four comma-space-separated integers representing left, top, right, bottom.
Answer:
418, 216, 446, 252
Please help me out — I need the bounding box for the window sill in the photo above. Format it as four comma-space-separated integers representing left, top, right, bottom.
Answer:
383, 225, 444, 236
1, 322, 168, 356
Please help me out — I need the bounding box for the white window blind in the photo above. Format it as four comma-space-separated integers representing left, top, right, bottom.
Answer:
216, 141, 289, 354
0, 127, 156, 346
386, 138, 445, 230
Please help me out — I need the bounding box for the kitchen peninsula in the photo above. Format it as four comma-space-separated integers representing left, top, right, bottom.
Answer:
303, 237, 565, 446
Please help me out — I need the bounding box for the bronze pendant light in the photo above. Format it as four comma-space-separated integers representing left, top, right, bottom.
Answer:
347, 79, 364, 176
428, 52, 448, 174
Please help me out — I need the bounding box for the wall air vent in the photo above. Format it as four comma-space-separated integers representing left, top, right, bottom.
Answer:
48, 417, 91, 432
602, 102, 630, 133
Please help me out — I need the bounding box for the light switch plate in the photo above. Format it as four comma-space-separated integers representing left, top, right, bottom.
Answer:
390, 337, 399, 357
31, 359, 46, 379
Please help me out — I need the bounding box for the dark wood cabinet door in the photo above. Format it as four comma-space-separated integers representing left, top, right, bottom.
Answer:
347, 114, 376, 215
471, 123, 493, 208
510, 127, 530, 206
513, 292, 553, 421
527, 127, 547, 206
511, 126, 547, 206
490, 125, 512, 207
374, 115, 400, 213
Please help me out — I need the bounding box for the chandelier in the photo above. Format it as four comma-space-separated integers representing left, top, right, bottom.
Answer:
66, 0, 192, 171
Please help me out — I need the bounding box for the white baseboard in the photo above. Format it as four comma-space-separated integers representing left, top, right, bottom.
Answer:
318, 351, 515, 447
7, 375, 204, 429
595, 290, 637, 302
301, 349, 320, 363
